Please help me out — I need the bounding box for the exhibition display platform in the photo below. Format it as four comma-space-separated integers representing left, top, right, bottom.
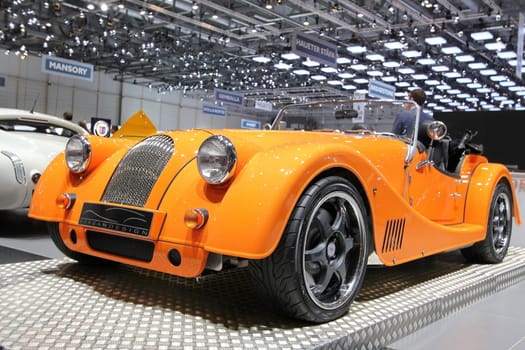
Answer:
1, 247, 525, 350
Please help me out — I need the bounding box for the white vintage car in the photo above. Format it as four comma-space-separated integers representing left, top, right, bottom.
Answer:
0, 108, 88, 210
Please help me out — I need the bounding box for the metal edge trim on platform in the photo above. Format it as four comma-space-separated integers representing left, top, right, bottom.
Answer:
316, 247, 525, 350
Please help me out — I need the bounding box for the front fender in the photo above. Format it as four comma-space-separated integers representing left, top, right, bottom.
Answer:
464, 163, 522, 226
200, 142, 378, 259
28, 136, 135, 221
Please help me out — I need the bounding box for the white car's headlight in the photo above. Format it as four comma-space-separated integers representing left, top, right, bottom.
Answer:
197, 135, 237, 185
65, 135, 91, 173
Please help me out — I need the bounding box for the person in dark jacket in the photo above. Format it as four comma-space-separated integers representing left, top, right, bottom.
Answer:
392, 88, 433, 137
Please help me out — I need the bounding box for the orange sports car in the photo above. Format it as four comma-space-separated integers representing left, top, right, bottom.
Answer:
28, 99, 521, 323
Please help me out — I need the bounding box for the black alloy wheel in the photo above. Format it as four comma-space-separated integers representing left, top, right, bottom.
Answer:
250, 176, 370, 323
461, 181, 513, 263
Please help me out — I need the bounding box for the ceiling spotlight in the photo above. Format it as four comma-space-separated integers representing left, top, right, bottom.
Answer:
265, 1, 273, 9
347, 45, 366, 53
421, 0, 433, 8
253, 55, 271, 63
303, 17, 309, 26
425, 36, 446, 45
192, 1, 199, 10
470, 30, 493, 41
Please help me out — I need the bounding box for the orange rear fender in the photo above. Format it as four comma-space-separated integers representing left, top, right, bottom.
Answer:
464, 163, 522, 226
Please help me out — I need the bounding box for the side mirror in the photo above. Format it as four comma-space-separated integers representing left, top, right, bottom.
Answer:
426, 120, 447, 141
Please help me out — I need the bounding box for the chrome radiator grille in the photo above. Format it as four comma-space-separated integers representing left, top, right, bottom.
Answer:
101, 135, 174, 207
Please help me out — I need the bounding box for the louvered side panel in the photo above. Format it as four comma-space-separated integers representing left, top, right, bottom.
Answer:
381, 218, 406, 253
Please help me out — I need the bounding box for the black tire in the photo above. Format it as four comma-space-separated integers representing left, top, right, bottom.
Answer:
249, 176, 369, 323
461, 181, 513, 263
48, 222, 115, 264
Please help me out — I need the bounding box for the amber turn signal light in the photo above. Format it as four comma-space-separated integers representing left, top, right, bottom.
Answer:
184, 208, 208, 229
56, 193, 76, 210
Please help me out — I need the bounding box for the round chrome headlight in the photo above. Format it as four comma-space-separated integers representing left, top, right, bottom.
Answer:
65, 135, 91, 173
197, 135, 237, 184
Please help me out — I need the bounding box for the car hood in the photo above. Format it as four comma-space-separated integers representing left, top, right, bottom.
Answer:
0, 130, 69, 168
191, 128, 408, 166
1, 129, 68, 150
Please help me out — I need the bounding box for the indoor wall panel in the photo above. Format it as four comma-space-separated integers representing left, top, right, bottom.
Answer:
46, 84, 74, 118
0, 77, 18, 108
195, 112, 213, 128
0, 52, 20, 76
120, 97, 142, 124
16, 55, 46, 82
96, 92, 120, 124
141, 100, 161, 127
159, 104, 180, 131
179, 107, 197, 129
16, 79, 46, 112
73, 89, 98, 122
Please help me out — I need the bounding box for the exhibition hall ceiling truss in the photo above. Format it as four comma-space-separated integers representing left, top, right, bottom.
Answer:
1, 0, 524, 110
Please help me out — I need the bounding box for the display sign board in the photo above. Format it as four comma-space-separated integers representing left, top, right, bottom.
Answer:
41, 56, 94, 81
255, 100, 273, 111
202, 104, 226, 117
91, 117, 111, 137
292, 32, 338, 68
214, 89, 244, 106
368, 79, 395, 99
241, 119, 261, 129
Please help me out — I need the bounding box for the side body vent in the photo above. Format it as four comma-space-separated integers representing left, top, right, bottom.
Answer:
102, 135, 174, 207
381, 218, 405, 253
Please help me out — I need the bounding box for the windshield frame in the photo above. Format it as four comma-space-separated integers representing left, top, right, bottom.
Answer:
269, 98, 422, 164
